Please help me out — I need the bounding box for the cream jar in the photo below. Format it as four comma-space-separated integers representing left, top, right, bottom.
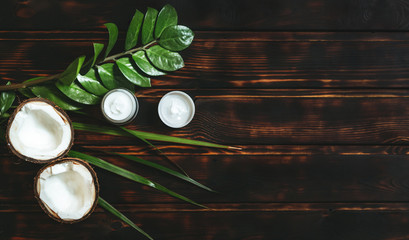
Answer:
101, 88, 139, 125
158, 91, 195, 128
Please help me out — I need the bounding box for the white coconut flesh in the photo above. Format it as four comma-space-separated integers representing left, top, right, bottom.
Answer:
8, 101, 72, 160
37, 161, 96, 221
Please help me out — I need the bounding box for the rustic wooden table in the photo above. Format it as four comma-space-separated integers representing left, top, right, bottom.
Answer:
2, 0, 409, 239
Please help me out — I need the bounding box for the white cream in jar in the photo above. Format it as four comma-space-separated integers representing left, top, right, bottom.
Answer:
101, 88, 139, 125
158, 91, 195, 128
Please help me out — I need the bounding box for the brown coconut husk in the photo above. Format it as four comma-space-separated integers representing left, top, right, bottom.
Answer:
6, 98, 74, 164
33, 157, 99, 223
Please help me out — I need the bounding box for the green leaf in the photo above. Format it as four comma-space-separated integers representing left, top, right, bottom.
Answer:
18, 88, 36, 98
98, 197, 153, 240
121, 128, 188, 177
97, 63, 135, 91
23, 77, 44, 84
93, 43, 105, 63
0, 82, 15, 117
31, 85, 83, 110
18, 77, 44, 98
55, 81, 100, 105
77, 68, 109, 96
116, 58, 151, 87
0, 113, 10, 119
132, 51, 166, 76
68, 150, 206, 208
59, 56, 86, 85
141, 7, 158, 45
125, 10, 144, 51
111, 152, 215, 192
146, 45, 184, 72
159, 25, 194, 51
154, 4, 178, 39
81, 43, 105, 74
72, 122, 239, 149
103, 23, 118, 59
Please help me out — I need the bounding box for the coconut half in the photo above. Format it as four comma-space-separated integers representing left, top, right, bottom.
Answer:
6, 98, 73, 163
34, 158, 99, 223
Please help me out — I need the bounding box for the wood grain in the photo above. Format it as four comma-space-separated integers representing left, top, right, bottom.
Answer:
3, 208, 409, 240
1, 1, 409, 238
2, 0, 409, 31
3, 32, 409, 88
57, 89, 409, 146
2, 145, 409, 204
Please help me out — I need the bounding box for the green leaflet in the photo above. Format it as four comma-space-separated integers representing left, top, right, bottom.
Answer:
18, 88, 36, 98
97, 63, 135, 91
31, 85, 83, 110
92, 43, 105, 66
81, 43, 105, 74
159, 25, 194, 51
98, 197, 153, 240
125, 10, 144, 51
68, 150, 206, 208
77, 68, 108, 96
72, 122, 236, 149
55, 81, 100, 105
18, 77, 44, 98
116, 57, 151, 87
59, 56, 86, 85
23, 77, 44, 84
141, 7, 158, 45
0, 113, 9, 119
96, 64, 116, 90
146, 45, 184, 72
155, 4, 178, 39
0, 82, 15, 117
132, 51, 166, 76
103, 23, 118, 59
111, 152, 215, 192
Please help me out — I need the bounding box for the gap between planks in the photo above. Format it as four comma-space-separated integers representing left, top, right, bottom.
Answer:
2, 31, 409, 42
134, 89, 409, 98
2, 202, 409, 213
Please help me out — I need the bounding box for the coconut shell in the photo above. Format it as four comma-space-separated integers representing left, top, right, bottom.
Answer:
6, 98, 74, 164
33, 157, 100, 224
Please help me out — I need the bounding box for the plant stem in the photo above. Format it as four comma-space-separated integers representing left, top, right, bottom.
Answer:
0, 40, 157, 92
99, 40, 157, 64
0, 74, 61, 91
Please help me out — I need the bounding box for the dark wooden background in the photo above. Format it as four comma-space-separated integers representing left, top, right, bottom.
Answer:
2, 0, 409, 239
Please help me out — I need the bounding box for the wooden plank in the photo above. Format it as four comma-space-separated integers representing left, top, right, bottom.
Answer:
2, 0, 409, 31
3, 89, 409, 146
3, 208, 409, 239
2, 145, 409, 203
58, 89, 409, 145
2, 32, 409, 88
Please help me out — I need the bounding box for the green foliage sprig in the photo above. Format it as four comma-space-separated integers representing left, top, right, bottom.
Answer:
0, 5, 237, 239
0, 4, 194, 111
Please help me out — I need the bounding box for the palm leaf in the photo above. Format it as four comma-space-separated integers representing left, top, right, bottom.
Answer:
72, 122, 241, 150
68, 150, 206, 208
98, 197, 153, 240
122, 128, 189, 177
110, 151, 215, 192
